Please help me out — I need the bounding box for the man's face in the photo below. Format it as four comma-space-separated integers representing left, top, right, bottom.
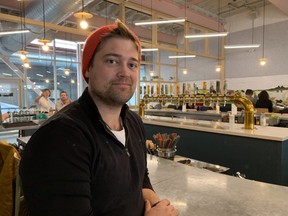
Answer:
86, 37, 139, 106
60, 93, 67, 101
43, 90, 50, 98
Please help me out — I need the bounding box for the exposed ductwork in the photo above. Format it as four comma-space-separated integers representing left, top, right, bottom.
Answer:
9, 52, 77, 69
0, 0, 95, 56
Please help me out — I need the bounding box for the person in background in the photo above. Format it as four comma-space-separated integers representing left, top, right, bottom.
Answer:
20, 19, 179, 216
1, 112, 9, 122
55, 90, 72, 111
255, 90, 273, 112
245, 89, 256, 106
34, 88, 51, 112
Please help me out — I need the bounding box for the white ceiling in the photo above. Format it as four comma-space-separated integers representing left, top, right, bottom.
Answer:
0, 0, 286, 84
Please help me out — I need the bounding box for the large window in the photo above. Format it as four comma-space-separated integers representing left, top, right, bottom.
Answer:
0, 39, 82, 110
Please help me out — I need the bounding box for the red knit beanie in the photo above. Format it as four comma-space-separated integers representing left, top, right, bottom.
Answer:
81, 21, 141, 83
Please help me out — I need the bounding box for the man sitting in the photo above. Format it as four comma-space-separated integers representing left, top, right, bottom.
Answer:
55, 90, 72, 111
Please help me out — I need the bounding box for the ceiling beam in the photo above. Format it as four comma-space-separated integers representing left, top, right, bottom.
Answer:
0, 13, 91, 36
269, 0, 288, 15
108, 0, 220, 31
0, 11, 177, 45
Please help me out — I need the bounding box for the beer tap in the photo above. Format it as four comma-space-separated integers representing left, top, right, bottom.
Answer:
139, 92, 255, 129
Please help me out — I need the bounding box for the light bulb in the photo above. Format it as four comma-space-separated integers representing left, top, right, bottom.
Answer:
183, 69, 187, 74
215, 65, 221, 72
150, 71, 154, 76
42, 43, 49, 51
71, 79, 75, 84
23, 62, 30, 68
20, 54, 27, 60
18, 50, 28, 60
259, 57, 267, 66
80, 20, 88, 29
22, 59, 30, 68
260, 61, 266, 66
64, 69, 70, 75
45, 79, 49, 83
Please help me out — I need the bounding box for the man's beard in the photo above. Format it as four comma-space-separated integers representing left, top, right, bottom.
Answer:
92, 82, 135, 107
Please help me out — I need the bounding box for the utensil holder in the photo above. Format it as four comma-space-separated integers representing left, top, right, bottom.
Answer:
157, 147, 177, 160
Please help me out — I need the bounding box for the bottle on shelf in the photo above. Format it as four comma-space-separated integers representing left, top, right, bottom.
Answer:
260, 113, 266, 126
229, 113, 235, 128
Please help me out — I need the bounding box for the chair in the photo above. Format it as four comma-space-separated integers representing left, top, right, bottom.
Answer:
0, 141, 22, 216
255, 108, 269, 114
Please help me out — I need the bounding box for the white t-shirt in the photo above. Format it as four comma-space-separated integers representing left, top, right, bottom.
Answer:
111, 128, 126, 146
56, 100, 66, 111
38, 97, 50, 112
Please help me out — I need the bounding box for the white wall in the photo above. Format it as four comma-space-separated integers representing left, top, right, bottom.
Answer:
177, 3, 288, 97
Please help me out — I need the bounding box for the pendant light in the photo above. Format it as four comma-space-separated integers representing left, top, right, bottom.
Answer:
148, 0, 156, 78
259, 0, 267, 66
224, 9, 260, 50
22, 59, 30, 69
215, 0, 222, 72
74, 0, 93, 29
134, 0, 184, 26
185, 0, 227, 39
183, 7, 188, 75
17, 1, 29, 64
140, 0, 159, 52
171, 1, 196, 60
63, 31, 70, 75
64, 68, 70, 76
38, 0, 51, 52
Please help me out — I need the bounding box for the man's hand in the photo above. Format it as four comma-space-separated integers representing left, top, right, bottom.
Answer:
144, 199, 179, 216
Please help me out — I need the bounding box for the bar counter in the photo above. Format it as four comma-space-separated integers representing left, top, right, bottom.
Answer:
14, 135, 288, 215
0, 122, 40, 137
143, 116, 288, 186
143, 115, 288, 141
148, 155, 288, 216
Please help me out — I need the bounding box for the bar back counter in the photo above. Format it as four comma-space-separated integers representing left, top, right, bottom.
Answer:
143, 116, 288, 186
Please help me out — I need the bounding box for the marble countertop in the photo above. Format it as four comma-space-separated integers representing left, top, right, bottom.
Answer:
143, 115, 288, 141
148, 155, 288, 216
14, 135, 288, 215
17, 136, 31, 145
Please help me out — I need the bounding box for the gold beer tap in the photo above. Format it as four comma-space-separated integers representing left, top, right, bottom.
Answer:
232, 93, 255, 130
139, 92, 255, 130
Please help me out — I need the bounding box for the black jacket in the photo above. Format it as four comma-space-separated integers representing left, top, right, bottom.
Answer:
255, 99, 273, 112
20, 88, 153, 216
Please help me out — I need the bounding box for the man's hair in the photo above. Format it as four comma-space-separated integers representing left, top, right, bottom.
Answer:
44, 88, 50, 96
245, 89, 253, 96
60, 90, 67, 95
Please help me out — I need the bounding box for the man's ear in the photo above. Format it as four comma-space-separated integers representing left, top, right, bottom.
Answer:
85, 65, 92, 80
85, 70, 89, 80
